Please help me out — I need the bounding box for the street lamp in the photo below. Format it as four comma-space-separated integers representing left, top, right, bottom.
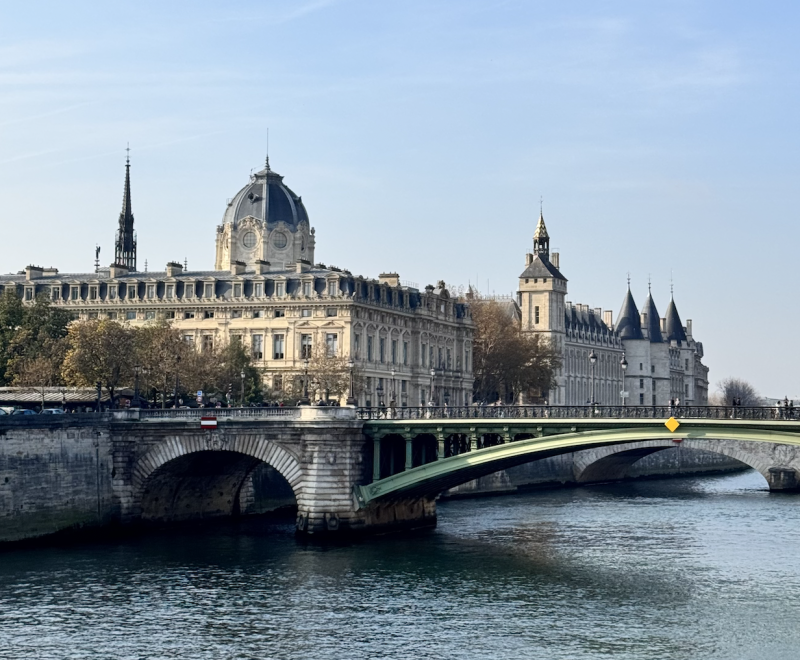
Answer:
172, 355, 181, 409
133, 365, 141, 408
588, 350, 597, 406
301, 358, 310, 405
390, 368, 396, 406
346, 359, 356, 406
96, 381, 102, 413
430, 368, 436, 406
620, 353, 628, 409
240, 369, 246, 407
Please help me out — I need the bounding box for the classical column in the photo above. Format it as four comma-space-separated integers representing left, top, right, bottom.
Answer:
373, 437, 381, 481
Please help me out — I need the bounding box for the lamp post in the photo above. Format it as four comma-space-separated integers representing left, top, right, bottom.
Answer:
301, 358, 310, 405
133, 365, 141, 408
376, 380, 384, 408
60, 388, 66, 412
173, 355, 181, 409
346, 359, 356, 405
390, 368, 396, 406
589, 350, 597, 406
240, 369, 246, 407
620, 353, 628, 410
96, 381, 102, 413
429, 368, 436, 406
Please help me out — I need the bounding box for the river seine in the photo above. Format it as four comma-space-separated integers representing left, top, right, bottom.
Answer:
1, 470, 799, 660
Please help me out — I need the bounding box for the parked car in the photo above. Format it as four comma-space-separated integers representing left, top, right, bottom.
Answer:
40, 409, 66, 415
11, 409, 37, 415
0, 408, 7, 415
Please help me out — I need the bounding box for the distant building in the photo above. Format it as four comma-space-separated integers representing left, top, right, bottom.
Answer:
0, 157, 474, 407
518, 212, 709, 406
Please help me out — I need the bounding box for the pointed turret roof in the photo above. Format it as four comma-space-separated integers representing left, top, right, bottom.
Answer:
642, 291, 664, 343
616, 286, 644, 340
665, 295, 687, 343
533, 211, 549, 239
114, 150, 136, 270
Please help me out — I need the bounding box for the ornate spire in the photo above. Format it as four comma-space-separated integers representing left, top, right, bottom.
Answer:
114, 147, 137, 270
533, 204, 550, 258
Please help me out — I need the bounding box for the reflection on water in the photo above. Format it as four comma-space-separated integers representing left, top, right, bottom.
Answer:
1, 470, 799, 660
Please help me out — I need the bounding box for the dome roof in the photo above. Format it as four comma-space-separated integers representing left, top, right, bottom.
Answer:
222, 161, 309, 231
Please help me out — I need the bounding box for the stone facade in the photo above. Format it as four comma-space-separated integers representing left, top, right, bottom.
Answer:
517, 212, 709, 406
0, 158, 474, 407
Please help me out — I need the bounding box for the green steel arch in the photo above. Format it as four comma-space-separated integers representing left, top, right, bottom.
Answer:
356, 419, 800, 505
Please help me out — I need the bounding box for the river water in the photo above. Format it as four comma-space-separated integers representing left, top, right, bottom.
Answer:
2, 470, 799, 660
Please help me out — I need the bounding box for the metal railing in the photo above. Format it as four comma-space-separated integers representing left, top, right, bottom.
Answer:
356, 405, 800, 421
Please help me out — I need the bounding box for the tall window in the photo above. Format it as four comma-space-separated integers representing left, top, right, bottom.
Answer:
438, 347, 443, 368
185, 283, 194, 298
446, 348, 452, 369
202, 335, 214, 352
354, 333, 361, 358
166, 284, 174, 299
275, 282, 285, 297
302, 281, 312, 296
367, 336, 374, 361
127, 285, 136, 299
252, 334, 263, 359
204, 283, 213, 298
24, 287, 33, 301
391, 339, 397, 364
534, 305, 540, 324
51, 286, 61, 301
300, 334, 312, 359
273, 334, 285, 359
146, 285, 155, 300
273, 374, 283, 391
421, 343, 427, 367
254, 282, 263, 297
233, 283, 242, 298
326, 333, 338, 356
429, 346, 434, 368
108, 286, 116, 300
71, 287, 79, 301
402, 341, 408, 366
328, 280, 337, 296
379, 337, 386, 363
639, 378, 644, 389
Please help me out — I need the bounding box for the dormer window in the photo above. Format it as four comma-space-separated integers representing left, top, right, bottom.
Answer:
204, 283, 213, 298
51, 287, 60, 301
328, 281, 337, 296
185, 283, 194, 298
108, 285, 117, 300
24, 287, 33, 301
254, 282, 263, 297
275, 282, 285, 297
233, 283, 242, 298
303, 281, 312, 296
71, 286, 80, 301
127, 285, 137, 299
166, 284, 174, 299
89, 286, 98, 300
146, 285, 155, 300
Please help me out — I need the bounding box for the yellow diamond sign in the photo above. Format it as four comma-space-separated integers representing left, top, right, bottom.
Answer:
665, 417, 680, 433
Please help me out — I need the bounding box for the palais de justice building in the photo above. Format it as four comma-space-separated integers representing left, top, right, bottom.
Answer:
0, 155, 708, 407
0, 157, 474, 407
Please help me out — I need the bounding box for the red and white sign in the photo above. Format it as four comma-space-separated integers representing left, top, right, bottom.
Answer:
200, 416, 218, 429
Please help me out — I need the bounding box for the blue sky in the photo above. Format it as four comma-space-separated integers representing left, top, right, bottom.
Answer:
1, 0, 798, 396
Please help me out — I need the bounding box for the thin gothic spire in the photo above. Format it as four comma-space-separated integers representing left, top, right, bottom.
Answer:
114, 146, 137, 270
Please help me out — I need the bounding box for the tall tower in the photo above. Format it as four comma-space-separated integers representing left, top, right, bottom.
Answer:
114, 151, 137, 270
518, 209, 567, 402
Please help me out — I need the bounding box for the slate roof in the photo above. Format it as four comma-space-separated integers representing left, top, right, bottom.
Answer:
564, 304, 613, 337
665, 297, 687, 343
616, 288, 644, 340
642, 293, 664, 343
519, 255, 567, 280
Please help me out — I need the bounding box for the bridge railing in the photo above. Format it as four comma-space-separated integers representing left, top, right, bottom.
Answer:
114, 407, 302, 421
356, 405, 799, 421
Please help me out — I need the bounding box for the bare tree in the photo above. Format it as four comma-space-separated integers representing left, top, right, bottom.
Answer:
716, 377, 762, 406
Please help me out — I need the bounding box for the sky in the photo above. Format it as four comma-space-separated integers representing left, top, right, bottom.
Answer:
0, 0, 798, 396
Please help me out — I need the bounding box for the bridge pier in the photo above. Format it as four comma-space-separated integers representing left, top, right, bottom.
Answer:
767, 467, 800, 491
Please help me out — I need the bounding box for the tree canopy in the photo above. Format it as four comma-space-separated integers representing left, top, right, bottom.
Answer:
471, 299, 561, 404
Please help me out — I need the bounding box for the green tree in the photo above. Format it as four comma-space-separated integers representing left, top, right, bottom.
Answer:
133, 321, 188, 407
0, 290, 26, 385
62, 319, 135, 407
472, 299, 561, 404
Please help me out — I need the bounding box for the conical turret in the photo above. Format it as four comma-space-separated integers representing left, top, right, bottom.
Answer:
616, 285, 644, 340
642, 289, 664, 343
665, 294, 687, 343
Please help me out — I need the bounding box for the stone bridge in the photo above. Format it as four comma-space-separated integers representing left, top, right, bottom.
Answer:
2, 405, 800, 543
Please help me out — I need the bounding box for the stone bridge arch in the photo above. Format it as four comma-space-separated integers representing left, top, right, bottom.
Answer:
573, 437, 800, 489
131, 432, 304, 522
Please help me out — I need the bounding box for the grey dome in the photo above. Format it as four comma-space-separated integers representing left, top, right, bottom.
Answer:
222, 163, 309, 231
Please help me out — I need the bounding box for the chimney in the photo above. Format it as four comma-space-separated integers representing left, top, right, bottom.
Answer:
25, 265, 43, 281
660, 317, 666, 333
43, 267, 59, 276
230, 260, 246, 275
109, 264, 129, 278
166, 261, 183, 277
295, 259, 311, 273
594, 307, 602, 319
640, 311, 648, 328
603, 310, 613, 328
254, 260, 270, 275
551, 252, 560, 268
379, 272, 400, 287
686, 319, 693, 338
525, 253, 533, 266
